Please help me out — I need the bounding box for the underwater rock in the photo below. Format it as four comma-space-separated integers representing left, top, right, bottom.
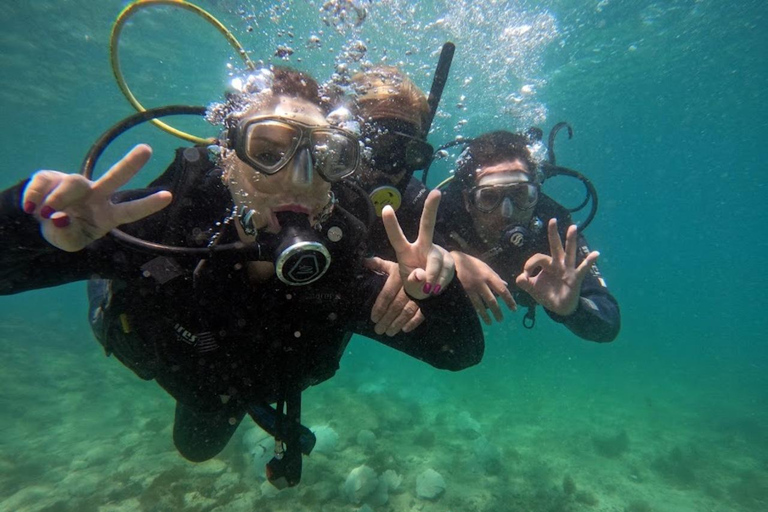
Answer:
210, 492, 258, 512
212, 471, 240, 498
190, 458, 227, 476
416, 468, 446, 500
472, 436, 503, 474
61, 471, 101, 497
310, 424, 340, 454
368, 478, 391, 506
413, 428, 436, 448
651, 445, 698, 488
381, 469, 403, 492
368, 469, 403, 506
69, 445, 112, 471
260, 480, 280, 498
183, 490, 217, 510
0, 486, 57, 511
243, 426, 273, 474
343, 464, 379, 504
356, 429, 377, 450
592, 429, 630, 458
456, 410, 482, 437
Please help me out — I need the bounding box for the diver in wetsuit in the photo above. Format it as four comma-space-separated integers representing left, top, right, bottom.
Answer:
349, 65, 435, 260
344, 66, 441, 335
0, 67, 482, 488
437, 130, 620, 342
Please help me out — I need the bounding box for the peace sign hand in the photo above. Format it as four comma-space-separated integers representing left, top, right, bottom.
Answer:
382, 189, 455, 300
21, 145, 172, 253
515, 218, 600, 316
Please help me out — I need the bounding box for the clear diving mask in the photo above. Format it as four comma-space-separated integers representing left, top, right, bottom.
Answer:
228, 116, 361, 182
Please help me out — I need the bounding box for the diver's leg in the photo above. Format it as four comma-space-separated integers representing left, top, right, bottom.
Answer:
173, 401, 245, 462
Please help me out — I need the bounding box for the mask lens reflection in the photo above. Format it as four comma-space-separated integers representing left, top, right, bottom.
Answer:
366, 130, 432, 173
473, 184, 538, 213
311, 130, 357, 181
239, 118, 358, 181
245, 121, 300, 173
474, 187, 503, 211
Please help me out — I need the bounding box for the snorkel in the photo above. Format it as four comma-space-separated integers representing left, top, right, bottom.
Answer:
420, 42, 455, 186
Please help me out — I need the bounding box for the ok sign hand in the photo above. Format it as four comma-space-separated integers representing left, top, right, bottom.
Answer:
22, 145, 173, 252
382, 190, 455, 300
515, 218, 599, 316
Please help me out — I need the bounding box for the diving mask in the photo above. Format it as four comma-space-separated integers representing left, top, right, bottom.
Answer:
363, 121, 433, 173
469, 182, 539, 214
228, 116, 360, 182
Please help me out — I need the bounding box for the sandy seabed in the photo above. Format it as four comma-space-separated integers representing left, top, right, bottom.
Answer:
1, 317, 766, 512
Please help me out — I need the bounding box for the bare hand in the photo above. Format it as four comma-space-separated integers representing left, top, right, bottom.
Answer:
452, 251, 516, 325
365, 257, 424, 335
515, 219, 599, 316
22, 145, 172, 252
382, 190, 454, 300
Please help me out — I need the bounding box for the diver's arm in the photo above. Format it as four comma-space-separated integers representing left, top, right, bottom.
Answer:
352, 188, 483, 369
0, 146, 175, 295
19, 145, 171, 253
354, 268, 484, 370
0, 179, 98, 294
544, 235, 620, 342
0, 178, 169, 294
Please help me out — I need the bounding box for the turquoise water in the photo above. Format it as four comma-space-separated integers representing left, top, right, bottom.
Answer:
1, 1, 766, 511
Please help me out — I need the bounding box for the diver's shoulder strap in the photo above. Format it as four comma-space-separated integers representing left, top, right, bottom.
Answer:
535, 194, 573, 229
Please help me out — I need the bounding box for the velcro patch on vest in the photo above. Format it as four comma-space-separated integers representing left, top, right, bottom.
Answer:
141, 257, 184, 284
173, 323, 219, 352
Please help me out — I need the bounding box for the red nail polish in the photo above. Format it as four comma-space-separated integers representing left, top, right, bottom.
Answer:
23, 201, 36, 214
40, 205, 55, 219
423, 283, 432, 294
52, 215, 70, 228
433, 284, 442, 295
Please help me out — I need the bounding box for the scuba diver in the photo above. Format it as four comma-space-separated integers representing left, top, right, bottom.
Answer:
346, 65, 440, 335
349, 65, 436, 258
437, 130, 620, 343
0, 66, 483, 488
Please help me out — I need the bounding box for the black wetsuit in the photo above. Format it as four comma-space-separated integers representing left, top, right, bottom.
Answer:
437, 184, 620, 343
349, 175, 430, 260
0, 147, 483, 464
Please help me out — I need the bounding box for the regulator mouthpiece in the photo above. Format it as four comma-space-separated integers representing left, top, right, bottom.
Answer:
273, 212, 331, 286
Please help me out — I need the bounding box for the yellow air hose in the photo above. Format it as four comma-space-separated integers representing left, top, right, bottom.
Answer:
435, 175, 454, 190
110, 0, 256, 144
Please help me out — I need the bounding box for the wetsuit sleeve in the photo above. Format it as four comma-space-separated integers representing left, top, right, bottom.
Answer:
0, 153, 189, 295
350, 269, 484, 371
544, 234, 621, 342
0, 179, 100, 294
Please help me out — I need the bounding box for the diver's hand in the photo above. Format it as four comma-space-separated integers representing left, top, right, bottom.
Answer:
515, 219, 599, 316
451, 251, 516, 325
382, 190, 455, 300
21, 145, 172, 252
365, 257, 425, 336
